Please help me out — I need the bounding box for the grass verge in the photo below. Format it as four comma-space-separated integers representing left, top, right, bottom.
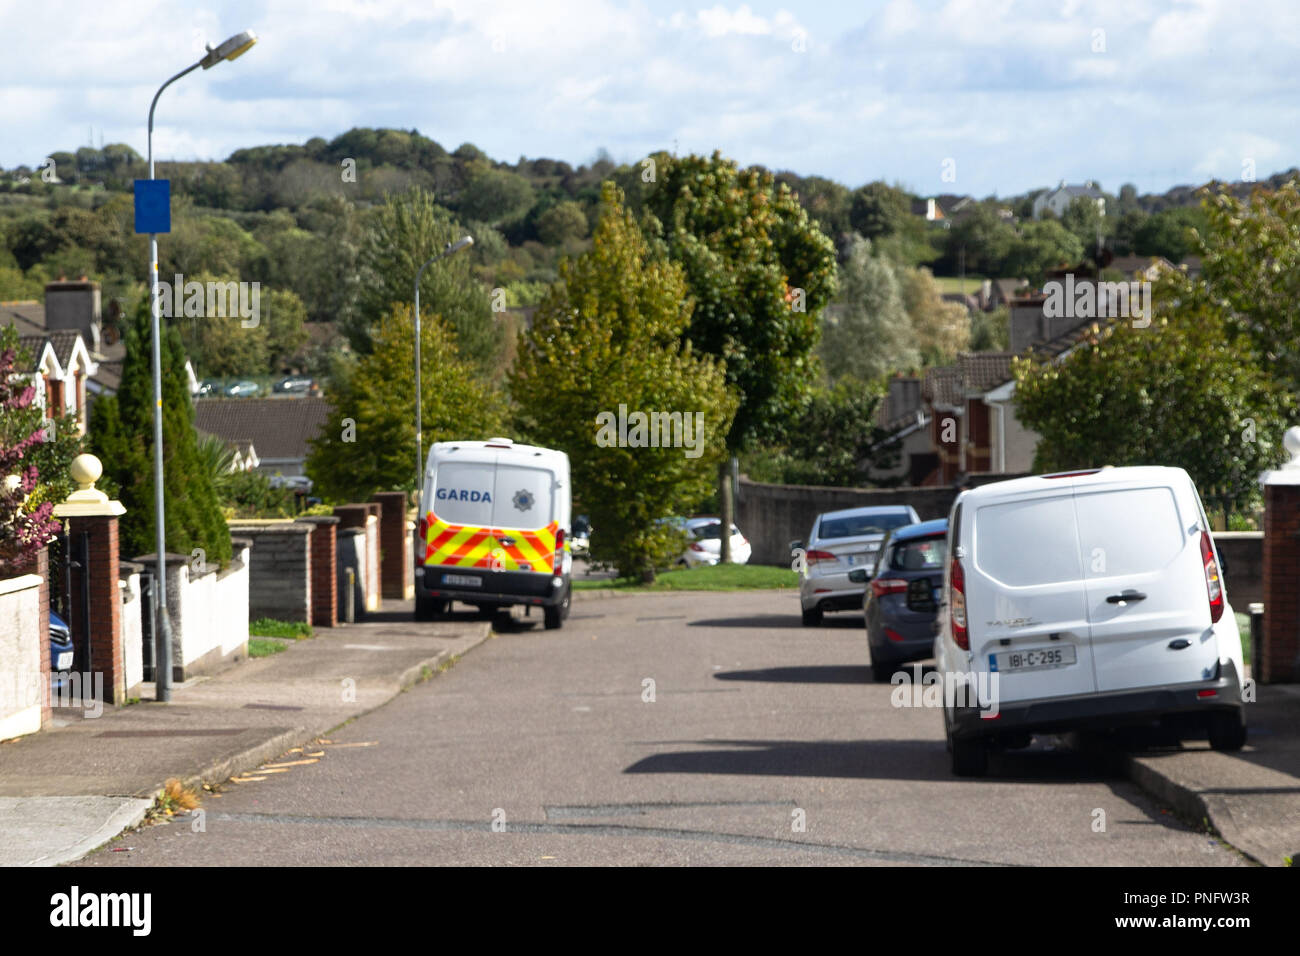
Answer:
250, 618, 313, 639
574, 563, 797, 591
249, 637, 290, 658
1234, 611, 1252, 661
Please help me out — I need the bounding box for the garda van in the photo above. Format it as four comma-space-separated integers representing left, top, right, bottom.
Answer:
415, 438, 572, 629
935, 466, 1247, 777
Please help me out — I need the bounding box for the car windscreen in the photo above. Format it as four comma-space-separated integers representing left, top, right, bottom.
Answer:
818, 512, 913, 539
888, 535, 947, 571
431, 460, 497, 526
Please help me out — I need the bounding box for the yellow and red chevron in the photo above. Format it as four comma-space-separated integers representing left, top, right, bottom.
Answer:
422, 514, 563, 573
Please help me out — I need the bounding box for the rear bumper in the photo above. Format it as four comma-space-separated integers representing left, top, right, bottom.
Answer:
416, 565, 568, 607
950, 659, 1245, 740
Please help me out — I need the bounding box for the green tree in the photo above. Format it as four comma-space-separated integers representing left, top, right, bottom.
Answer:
456, 168, 535, 226
305, 304, 507, 502
849, 182, 911, 240
89, 300, 231, 563
819, 238, 919, 382
511, 183, 737, 579
1133, 205, 1206, 261
1002, 219, 1085, 286
900, 266, 970, 366
1014, 286, 1291, 512
944, 203, 1017, 276
352, 187, 500, 372
536, 200, 589, 245
641, 151, 837, 558
1060, 195, 1108, 250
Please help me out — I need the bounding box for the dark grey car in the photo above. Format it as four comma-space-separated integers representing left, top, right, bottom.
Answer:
856, 518, 948, 682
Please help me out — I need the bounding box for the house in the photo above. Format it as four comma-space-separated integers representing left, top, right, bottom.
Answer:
981, 278, 1028, 311
1032, 181, 1105, 220
193, 397, 332, 477
870, 375, 935, 485
2, 292, 101, 435
1105, 254, 1175, 281
1, 279, 202, 428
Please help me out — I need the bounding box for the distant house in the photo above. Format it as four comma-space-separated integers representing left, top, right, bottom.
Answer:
981, 278, 1027, 311
193, 398, 332, 477
1032, 181, 1105, 220
1, 279, 201, 429
1105, 254, 1176, 281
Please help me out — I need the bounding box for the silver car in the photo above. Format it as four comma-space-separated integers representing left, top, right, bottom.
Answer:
795, 505, 920, 626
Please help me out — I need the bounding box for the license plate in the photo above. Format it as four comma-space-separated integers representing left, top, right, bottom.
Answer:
56, 651, 73, 670
847, 552, 874, 566
990, 645, 1077, 672
442, 574, 481, 587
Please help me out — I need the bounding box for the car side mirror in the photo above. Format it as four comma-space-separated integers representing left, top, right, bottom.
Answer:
847, 568, 869, 584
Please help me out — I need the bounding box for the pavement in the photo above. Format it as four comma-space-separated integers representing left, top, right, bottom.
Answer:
0, 601, 492, 866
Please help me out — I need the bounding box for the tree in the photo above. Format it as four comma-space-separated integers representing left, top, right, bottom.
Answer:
536, 200, 589, 245
0, 329, 62, 573
943, 203, 1017, 276
1002, 219, 1085, 286
88, 300, 231, 563
511, 183, 737, 580
900, 266, 970, 366
352, 187, 500, 372
641, 151, 837, 559
1188, 181, 1300, 393
819, 238, 919, 382
1014, 283, 1292, 512
741, 378, 898, 487
305, 304, 507, 502
1133, 205, 1205, 261
849, 182, 911, 240
1060, 195, 1108, 250
455, 168, 535, 226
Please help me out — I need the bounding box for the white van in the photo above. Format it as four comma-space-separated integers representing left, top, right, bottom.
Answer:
935, 466, 1246, 776
415, 438, 572, 629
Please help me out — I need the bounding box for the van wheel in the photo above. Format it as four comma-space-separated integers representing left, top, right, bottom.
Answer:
801, 607, 823, 626
1207, 711, 1247, 752
951, 736, 989, 777
544, 585, 571, 630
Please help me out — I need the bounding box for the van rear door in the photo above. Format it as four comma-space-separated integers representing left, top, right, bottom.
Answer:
1075, 482, 1220, 693
490, 462, 558, 574
968, 489, 1098, 703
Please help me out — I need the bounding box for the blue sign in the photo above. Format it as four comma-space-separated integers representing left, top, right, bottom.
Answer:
133, 179, 170, 234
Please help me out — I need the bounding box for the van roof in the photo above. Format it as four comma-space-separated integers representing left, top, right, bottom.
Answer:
430, 439, 568, 462
959, 465, 1192, 504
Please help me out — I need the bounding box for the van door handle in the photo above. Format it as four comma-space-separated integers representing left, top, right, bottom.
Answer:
1168, 639, 1191, 650
1106, 590, 1146, 604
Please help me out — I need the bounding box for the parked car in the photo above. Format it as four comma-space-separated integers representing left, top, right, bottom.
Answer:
50, 610, 73, 695
935, 466, 1247, 777
225, 380, 261, 397
677, 517, 751, 567
273, 376, 313, 394
795, 505, 920, 626
269, 474, 313, 493
854, 518, 947, 681
197, 379, 220, 397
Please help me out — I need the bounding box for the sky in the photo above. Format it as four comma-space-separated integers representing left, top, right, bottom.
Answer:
2, 0, 1297, 198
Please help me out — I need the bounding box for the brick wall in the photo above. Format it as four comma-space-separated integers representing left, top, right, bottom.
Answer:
1262, 485, 1300, 683
373, 492, 412, 600
297, 516, 339, 628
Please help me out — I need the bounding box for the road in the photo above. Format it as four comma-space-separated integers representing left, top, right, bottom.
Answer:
78, 590, 1243, 866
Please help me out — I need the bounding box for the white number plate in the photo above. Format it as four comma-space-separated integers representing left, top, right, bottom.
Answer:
991, 645, 1076, 672
56, 651, 73, 670
847, 552, 875, 566
442, 574, 481, 587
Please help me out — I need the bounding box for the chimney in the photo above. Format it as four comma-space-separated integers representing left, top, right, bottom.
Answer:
44, 279, 101, 353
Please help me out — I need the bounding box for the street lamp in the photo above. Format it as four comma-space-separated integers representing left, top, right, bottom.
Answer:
413, 236, 474, 489
145, 30, 257, 702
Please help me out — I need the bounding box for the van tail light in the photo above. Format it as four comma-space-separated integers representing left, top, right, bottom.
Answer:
950, 557, 969, 650
1200, 531, 1225, 623
870, 578, 909, 598
554, 529, 566, 575
805, 549, 837, 566
690, 542, 705, 552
